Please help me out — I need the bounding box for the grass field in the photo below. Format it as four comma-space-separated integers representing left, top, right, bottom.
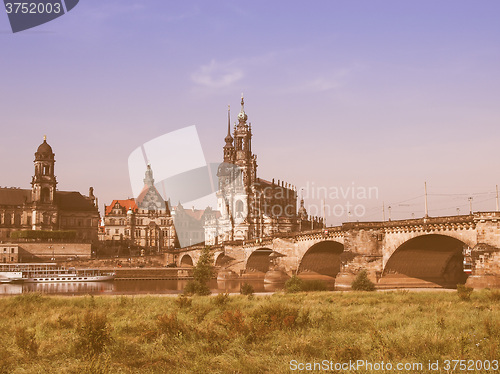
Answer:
1, 290, 499, 373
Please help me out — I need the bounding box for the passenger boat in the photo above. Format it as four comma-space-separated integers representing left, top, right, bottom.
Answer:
0, 263, 115, 283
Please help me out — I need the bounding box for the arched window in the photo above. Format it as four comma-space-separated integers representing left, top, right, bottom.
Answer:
41, 188, 50, 203
235, 200, 244, 214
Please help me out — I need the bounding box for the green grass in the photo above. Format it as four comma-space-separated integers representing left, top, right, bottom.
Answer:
0, 290, 499, 373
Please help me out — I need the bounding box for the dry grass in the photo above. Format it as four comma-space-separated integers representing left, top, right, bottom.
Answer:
0, 290, 499, 373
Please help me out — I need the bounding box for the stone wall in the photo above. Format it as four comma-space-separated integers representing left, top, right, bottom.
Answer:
18, 243, 92, 261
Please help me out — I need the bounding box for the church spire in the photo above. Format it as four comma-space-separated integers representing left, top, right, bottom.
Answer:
224, 104, 233, 145
237, 93, 248, 123
223, 104, 235, 163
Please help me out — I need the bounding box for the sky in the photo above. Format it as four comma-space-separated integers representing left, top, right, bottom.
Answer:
1, 1, 499, 225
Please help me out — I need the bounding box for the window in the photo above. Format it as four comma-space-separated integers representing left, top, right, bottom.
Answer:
41, 187, 51, 203
11, 248, 14, 253
106, 229, 110, 235
115, 229, 119, 234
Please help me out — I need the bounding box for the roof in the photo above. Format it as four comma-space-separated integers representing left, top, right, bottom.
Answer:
36, 139, 53, 155
55, 191, 97, 212
172, 205, 221, 221
135, 184, 167, 210
256, 178, 295, 192
105, 199, 138, 215
0, 188, 32, 206
0, 188, 96, 212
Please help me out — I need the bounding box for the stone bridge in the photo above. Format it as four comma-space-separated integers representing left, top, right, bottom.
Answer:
173, 212, 500, 288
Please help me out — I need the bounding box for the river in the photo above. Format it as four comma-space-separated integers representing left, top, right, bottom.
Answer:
0, 279, 287, 296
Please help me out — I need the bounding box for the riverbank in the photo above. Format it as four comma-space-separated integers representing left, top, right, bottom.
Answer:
1, 290, 499, 373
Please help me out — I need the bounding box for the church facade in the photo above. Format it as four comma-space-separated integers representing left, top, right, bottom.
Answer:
204, 97, 323, 245
0, 137, 100, 257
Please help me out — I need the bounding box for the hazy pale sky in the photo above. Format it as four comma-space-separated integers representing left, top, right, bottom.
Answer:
1, 1, 499, 225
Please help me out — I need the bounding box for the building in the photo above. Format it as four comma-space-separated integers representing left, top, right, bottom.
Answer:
204, 96, 323, 244
171, 204, 217, 248
0, 137, 100, 245
0, 244, 18, 263
102, 165, 177, 251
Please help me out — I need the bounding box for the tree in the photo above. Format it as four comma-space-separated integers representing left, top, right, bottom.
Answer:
351, 269, 376, 291
184, 247, 214, 296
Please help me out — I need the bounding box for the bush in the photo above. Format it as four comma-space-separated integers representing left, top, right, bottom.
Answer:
285, 276, 327, 293
240, 282, 254, 296
15, 326, 38, 357
213, 292, 230, 306
76, 310, 112, 357
285, 275, 304, 293
488, 289, 500, 301
252, 303, 309, 332
457, 284, 473, 301
156, 313, 185, 337
175, 295, 192, 308
183, 280, 210, 296
351, 270, 376, 291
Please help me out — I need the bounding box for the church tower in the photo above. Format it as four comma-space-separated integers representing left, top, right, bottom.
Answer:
233, 95, 257, 191
31, 136, 57, 204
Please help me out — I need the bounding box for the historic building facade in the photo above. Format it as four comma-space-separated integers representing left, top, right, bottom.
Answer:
102, 165, 177, 250
171, 203, 213, 248
204, 97, 323, 245
0, 137, 100, 248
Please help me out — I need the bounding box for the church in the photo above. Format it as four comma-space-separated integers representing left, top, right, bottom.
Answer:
0, 137, 100, 260
204, 96, 323, 245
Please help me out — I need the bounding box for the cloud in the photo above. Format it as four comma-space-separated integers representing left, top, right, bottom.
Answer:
291, 67, 355, 93
191, 60, 244, 88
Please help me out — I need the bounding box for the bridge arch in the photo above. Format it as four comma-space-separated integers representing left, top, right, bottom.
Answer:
215, 252, 231, 267
383, 229, 476, 266
383, 234, 468, 288
298, 240, 344, 278
179, 254, 194, 267
246, 247, 273, 273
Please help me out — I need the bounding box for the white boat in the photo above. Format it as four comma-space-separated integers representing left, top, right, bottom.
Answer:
0, 263, 115, 283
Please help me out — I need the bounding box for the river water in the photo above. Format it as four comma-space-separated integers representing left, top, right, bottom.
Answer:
0, 279, 286, 296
